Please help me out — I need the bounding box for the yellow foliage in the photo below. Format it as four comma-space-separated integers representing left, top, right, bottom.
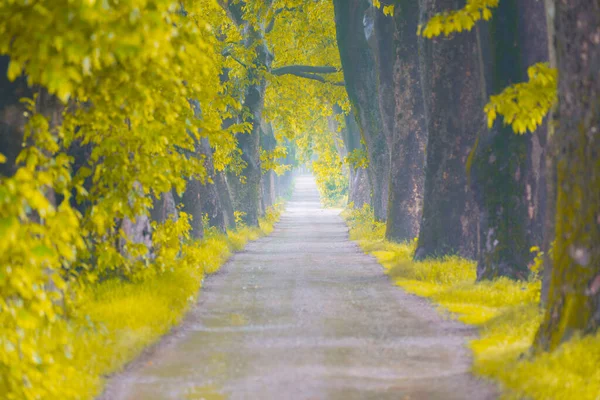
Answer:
343, 205, 600, 400
419, 0, 499, 38
485, 63, 558, 134
2, 202, 282, 399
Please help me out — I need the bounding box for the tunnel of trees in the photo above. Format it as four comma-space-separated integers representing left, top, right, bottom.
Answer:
0, 0, 598, 398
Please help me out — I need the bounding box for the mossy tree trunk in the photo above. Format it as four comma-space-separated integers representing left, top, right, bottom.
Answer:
333, 0, 389, 220
414, 0, 482, 260
535, 0, 600, 351
471, 0, 532, 280
384, 1, 427, 243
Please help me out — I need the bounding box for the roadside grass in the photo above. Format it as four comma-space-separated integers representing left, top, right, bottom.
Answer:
343, 204, 600, 400
58, 203, 283, 399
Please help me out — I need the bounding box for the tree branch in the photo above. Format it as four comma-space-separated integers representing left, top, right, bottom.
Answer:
271, 65, 340, 76
273, 70, 345, 86
265, 7, 298, 33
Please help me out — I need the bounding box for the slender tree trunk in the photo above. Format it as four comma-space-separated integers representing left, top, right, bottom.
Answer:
333, 0, 389, 220
535, 0, 600, 351
385, 2, 427, 243
414, 0, 482, 260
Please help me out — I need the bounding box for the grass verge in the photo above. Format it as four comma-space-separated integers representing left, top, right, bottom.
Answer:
343, 205, 600, 400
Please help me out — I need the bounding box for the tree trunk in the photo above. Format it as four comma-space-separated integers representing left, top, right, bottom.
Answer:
198, 138, 226, 232
338, 109, 371, 208
471, 0, 532, 280
150, 191, 178, 224
178, 178, 204, 239
414, 0, 482, 260
384, 2, 427, 243
215, 171, 236, 230
535, 0, 600, 351
333, 0, 389, 220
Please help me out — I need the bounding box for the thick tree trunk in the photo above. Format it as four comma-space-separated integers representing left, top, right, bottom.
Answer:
333, 0, 389, 220
535, 0, 600, 351
471, 0, 531, 280
384, 2, 427, 243
198, 138, 226, 232
414, 0, 482, 260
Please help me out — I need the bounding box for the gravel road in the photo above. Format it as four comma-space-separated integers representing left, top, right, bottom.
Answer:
101, 175, 496, 400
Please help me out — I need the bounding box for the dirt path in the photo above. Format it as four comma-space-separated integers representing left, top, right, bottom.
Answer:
101, 175, 496, 400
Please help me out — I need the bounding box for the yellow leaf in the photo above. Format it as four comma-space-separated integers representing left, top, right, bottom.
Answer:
7, 60, 22, 81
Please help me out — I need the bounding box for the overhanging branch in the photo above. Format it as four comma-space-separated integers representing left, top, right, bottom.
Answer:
271, 65, 340, 76
273, 70, 344, 86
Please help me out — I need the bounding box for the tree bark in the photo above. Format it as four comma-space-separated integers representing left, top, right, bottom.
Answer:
333, 0, 389, 220
384, 2, 427, 243
535, 0, 600, 351
414, 0, 482, 260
